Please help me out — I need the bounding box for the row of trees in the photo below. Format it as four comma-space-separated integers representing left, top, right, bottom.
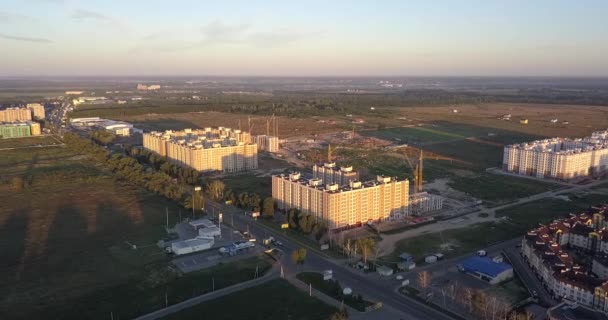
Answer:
64, 133, 187, 204
416, 270, 533, 320
127, 147, 201, 185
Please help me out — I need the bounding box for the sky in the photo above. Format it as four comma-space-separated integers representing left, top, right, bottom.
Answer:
1, 0, 607, 77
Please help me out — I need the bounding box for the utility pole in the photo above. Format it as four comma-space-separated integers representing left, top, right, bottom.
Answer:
212, 277, 215, 292
165, 290, 168, 308
165, 207, 169, 230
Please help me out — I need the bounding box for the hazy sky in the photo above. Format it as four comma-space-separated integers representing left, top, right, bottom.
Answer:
1, 0, 607, 76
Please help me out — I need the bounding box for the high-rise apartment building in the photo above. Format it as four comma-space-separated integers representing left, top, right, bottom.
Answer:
272, 172, 409, 229
312, 162, 359, 186
0, 107, 32, 122
254, 135, 279, 153
503, 130, 608, 180
143, 127, 257, 172
0, 121, 41, 138
26, 103, 45, 119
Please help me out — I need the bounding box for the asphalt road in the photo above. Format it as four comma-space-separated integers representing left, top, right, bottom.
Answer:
503, 246, 558, 306
203, 199, 456, 320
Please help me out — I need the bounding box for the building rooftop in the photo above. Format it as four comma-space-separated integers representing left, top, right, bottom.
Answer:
506, 129, 608, 154
548, 302, 608, 320
276, 172, 407, 194
458, 256, 512, 277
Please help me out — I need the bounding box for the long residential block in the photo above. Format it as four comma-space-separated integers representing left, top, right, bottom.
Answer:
272, 172, 409, 229
503, 130, 608, 180
143, 127, 257, 172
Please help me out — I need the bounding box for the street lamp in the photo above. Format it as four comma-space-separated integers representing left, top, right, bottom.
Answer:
193, 186, 202, 218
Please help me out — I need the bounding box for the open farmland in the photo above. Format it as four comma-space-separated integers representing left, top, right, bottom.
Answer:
89, 111, 352, 138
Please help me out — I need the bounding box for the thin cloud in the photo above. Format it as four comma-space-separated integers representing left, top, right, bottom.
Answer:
201, 20, 250, 44
0, 33, 53, 43
71, 8, 113, 22
131, 20, 317, 53
0, 11, 33, 22
248, 30, 317, 48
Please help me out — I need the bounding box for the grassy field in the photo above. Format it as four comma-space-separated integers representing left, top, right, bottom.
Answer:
0, 145, 273, 319
361, 126, 466, 144
296, 272, 373, 312
0, 135, 61, 149
50, 255, 273, 319
162, 279, 338, 320
222, 174, 273, 199
384, 194, 607, 262
448, 173, 562, 206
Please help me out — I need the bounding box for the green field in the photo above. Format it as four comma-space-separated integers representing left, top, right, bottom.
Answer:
448, 173, 562, 206
162, 279, 338, 320
0, 135, 61, 149
361, 126, 466, 144
51, 256, 272, 319
385, 194, 607, 262
0, 143, 275, 319
362, 122, 541, 147
222, 174, 273, 199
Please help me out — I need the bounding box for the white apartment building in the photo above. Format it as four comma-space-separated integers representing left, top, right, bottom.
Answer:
143, 127, 257, 172
503, 130, 608, 180
254, 135, 279, 153
312, 162, 359, 186
272, 172, 409, 229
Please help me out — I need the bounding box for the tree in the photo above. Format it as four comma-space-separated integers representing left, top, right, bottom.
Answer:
206, 180, 225, 201
90, 129, 115, 145
417, 271, 431, 291
291, 248, 307, 266
262, 197, 275, 217
355, 238, 376, 263
329, 307, 349, 320
287, 208, 300, 229
10, 176, 24, 191
225, 189, 237, 205
299, 214, 315, 234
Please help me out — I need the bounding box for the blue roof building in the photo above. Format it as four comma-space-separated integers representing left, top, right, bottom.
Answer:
457, 256, 514, 284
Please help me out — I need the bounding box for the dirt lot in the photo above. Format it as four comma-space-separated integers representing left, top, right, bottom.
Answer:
114, 111, 351, 138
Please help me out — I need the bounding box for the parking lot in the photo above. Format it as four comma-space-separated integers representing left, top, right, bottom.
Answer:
173, 245, 265, 273
168, 219, 266, 273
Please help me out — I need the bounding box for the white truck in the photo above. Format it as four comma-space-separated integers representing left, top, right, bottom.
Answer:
167, 238, 214, 256
219, 241, 255, 256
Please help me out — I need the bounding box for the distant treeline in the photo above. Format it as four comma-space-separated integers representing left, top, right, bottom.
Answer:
69, 89, 608, 119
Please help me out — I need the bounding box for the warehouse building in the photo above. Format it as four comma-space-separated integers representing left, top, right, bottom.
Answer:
457, 256, 514, 284
143, 128, 257, 173
272, 171, 409, 229
0, 121, 41, 139
70, 117, 135, 136
503, 130, 608, 180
